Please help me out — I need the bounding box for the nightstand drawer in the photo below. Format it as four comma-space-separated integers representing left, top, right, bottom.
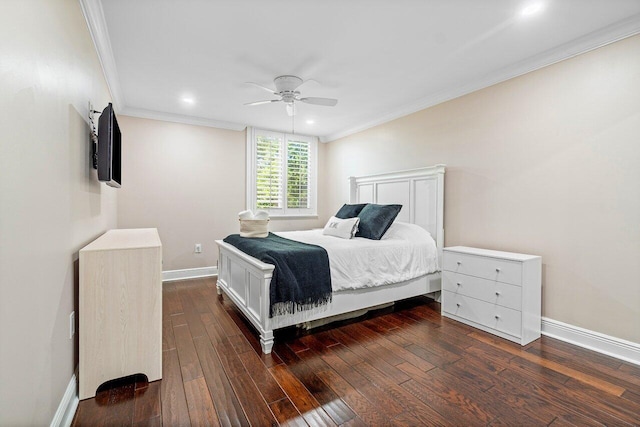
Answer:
442, 252, 522, 285
442, 291, 522, 339
442, 271, 522, 311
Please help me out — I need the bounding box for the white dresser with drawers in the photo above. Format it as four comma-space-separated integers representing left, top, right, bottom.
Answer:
442, 246, 541, 345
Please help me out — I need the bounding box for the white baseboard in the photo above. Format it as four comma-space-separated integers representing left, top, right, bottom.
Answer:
162, 266, 218, 282
541, 317, 640, 366
50, 371, 79, 427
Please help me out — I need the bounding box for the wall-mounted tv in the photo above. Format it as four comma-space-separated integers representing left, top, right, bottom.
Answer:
97, 103, 121, 188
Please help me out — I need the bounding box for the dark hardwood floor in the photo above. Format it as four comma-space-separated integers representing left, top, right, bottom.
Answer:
72, 277, 640, 426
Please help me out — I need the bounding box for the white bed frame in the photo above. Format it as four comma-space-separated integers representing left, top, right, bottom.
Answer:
215, 164, 445, 353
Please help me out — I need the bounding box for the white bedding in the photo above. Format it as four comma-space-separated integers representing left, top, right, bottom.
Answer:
275, 222, 439, 292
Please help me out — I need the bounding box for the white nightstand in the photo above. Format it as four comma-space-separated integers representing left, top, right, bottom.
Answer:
442, 246, 541, 345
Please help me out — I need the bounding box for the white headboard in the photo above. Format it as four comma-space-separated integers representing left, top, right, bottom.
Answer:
349, 164, 445, 255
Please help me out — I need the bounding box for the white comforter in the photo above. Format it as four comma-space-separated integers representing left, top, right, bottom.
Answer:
276, 222, 439, 292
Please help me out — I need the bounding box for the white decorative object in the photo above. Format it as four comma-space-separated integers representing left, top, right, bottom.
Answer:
253, 210, 269, 220
442, 246, 541, 345
322, 216, 360, 239
239, 219, 269, 238
238, 209, 270, 238
79, 228, 162, 399
216, 164, 445, 353
238, 210, 254, 220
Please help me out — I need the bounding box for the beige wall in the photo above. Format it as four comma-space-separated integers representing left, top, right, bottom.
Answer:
324, 34, 640, 344
117, 117, 327, 271
1, 4, 634, 425
0, 0, 117, 424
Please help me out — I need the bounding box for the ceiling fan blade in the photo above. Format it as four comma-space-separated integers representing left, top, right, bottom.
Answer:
286, 104, 297, 117
245, 82, 276, 94
244, 99, 281, 106
298, 78, 320, 89
299, 97, 338, 107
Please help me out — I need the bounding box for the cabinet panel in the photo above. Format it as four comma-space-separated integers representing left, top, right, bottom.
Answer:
442, 271, 522, 311
79, 228, 162, 400
442, 246, 541, 346
442, 291, 522, 339
442, 252, 522, 285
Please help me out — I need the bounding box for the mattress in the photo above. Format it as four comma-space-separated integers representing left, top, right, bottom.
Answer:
275, 221, 439, 292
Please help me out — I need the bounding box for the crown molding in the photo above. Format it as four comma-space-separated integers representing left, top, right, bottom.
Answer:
79, 0, 124, 109
79, 0, 245, 131
321, 12, 640, 143
121, 107, 247, 131
80, 0, 640, 142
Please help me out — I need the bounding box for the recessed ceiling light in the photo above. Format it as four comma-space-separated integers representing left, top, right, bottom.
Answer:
521, 2, 544, 17
182, 97, 195, 104
306, 119, 315, 125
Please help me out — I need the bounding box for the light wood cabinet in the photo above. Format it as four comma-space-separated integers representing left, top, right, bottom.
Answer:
442, 246, 541, 345
79, 228, 162, 399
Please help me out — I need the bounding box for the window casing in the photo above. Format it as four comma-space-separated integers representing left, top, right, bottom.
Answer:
247, 127, 317, 217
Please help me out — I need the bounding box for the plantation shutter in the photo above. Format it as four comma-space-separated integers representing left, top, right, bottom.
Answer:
286, 138, 310, 209
248, 128, 316, 216
255, 134, 283, 209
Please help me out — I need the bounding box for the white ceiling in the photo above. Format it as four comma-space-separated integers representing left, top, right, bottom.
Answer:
82, 0, 640, 142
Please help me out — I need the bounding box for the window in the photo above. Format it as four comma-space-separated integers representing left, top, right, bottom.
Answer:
247, 128, 317, 217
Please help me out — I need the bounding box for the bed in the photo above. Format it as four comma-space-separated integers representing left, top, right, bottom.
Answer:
215, 164, 445, 353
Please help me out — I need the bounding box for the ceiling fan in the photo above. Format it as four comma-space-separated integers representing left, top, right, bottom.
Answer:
245, 75, 338, 116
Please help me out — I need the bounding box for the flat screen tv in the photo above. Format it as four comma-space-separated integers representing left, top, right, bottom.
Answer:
97, 103, 121, 188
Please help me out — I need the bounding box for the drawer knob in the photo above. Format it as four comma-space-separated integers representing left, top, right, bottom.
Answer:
495, 268, 501, 272
457, 261, 462, 265
456, 282, 461, 286
495, 291, 501, 296
456, 303, 461, 307
494, 315, 500, 319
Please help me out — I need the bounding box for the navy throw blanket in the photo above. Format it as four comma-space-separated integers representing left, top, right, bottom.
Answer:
223, 233, 332, 317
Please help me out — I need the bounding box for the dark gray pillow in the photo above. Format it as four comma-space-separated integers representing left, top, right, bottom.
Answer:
335, 203, 368, 219
356, 204, 402, 240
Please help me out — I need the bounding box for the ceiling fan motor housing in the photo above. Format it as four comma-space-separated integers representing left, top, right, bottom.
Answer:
274, 75, 304, 92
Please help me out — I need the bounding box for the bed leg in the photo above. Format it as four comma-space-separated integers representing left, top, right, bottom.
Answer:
430, 290, 441, 302
216, 283, 222, 295
260, 330, 274, 354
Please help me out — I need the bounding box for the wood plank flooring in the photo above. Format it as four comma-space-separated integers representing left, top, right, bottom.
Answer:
72, 277, 640, 426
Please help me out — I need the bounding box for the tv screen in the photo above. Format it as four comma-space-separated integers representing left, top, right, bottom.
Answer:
97, 103, 122, 188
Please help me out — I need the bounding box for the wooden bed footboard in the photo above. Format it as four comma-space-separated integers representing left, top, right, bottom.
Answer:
216, 239, 276, 352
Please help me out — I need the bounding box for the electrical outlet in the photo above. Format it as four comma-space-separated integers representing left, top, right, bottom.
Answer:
195, 243, 202, 253
69, 311, 75, 339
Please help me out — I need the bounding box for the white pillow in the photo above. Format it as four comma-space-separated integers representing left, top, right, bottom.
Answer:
322, 216, 360, 239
